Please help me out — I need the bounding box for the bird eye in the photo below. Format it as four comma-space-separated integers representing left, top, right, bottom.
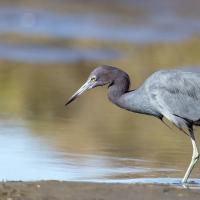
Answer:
91, 76, 96, 82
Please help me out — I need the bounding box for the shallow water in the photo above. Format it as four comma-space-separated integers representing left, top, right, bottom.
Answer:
0, 1, 199, 187
0, 117, 199, 186
0, 120, 178, 182
0, 67, 200, 185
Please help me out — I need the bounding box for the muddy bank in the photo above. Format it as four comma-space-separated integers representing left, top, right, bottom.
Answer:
0, 181, 200, 200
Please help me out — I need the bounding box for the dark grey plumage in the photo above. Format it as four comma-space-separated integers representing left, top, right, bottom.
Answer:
65, 65, 200, 184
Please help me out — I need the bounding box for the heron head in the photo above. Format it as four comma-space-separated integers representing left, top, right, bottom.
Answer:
65, 65, 116, 106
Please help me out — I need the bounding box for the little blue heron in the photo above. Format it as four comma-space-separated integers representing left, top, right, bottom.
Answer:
65, 65, 200, 184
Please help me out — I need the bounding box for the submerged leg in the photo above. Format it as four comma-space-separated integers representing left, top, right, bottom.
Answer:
182, 127, 199, 184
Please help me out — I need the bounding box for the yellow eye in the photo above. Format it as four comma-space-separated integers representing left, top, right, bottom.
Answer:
91, 76, 96, 82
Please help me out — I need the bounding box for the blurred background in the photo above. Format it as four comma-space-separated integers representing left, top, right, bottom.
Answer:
0, 0, 200, 182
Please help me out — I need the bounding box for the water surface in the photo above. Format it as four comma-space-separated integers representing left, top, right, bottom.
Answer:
0, 7, 199, 43
0, 1, 200, 187
0, 44, 120, 63
0, 116, 199, 186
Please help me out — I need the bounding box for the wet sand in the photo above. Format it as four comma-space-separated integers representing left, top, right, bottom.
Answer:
0, 181, 200, 200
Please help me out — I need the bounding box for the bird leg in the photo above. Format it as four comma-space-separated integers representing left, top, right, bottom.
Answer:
182, 127, 199, 184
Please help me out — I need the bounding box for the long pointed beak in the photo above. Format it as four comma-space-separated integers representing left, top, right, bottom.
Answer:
65, 79, 95, 106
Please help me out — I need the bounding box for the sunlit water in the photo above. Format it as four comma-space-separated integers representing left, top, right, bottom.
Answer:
0, 118, 199, 187
0, 119, 170, 181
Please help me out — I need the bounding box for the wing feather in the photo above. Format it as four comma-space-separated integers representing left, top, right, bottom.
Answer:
146, 70, 200, 124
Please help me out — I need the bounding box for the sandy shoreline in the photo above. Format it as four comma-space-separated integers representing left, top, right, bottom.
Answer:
0, 181, 200, 200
